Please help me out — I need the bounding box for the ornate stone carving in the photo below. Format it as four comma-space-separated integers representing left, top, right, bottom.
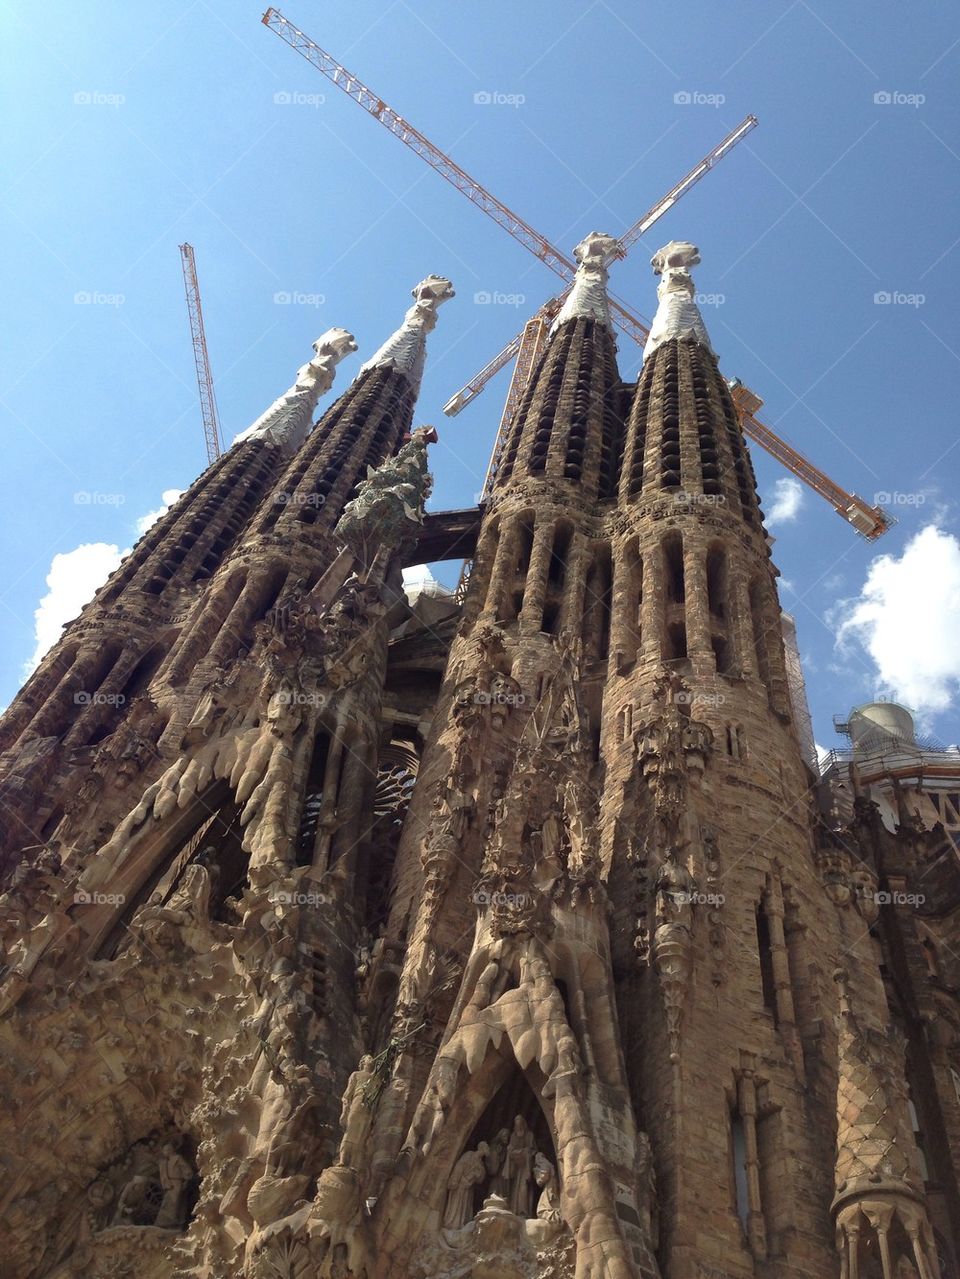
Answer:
336, 425, 437, 567
652, 849, 696, 1063
636, 670, 713, 845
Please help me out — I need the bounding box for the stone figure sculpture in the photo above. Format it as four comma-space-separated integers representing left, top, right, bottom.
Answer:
338, 1054, 376, 1170
443, 1141, 489, 1229
534, 1153, 561, 1223
504, 1115, 537, 1217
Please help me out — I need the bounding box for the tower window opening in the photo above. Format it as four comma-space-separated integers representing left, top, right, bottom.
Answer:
756, 902, 777, 1019
663, 534, 685, 604
730, 1108, 750, 1232
665, 622, 687, 662
548, 522, 573, 587
907, 1096, 931, 1183
706, 546, 727, 620
712, 634, 731, 675
582, 544, 612, 661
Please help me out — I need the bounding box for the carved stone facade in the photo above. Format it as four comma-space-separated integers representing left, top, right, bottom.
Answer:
0, 248, 957, 1279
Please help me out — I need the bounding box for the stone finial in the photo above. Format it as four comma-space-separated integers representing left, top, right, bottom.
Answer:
551, 231, 621, 333
233, 327, 358, 452
359, 275, 455, 390
335, 424, 436, 565
643, 240, 714, 360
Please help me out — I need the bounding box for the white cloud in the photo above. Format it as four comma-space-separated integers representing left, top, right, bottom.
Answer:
26, 542, 124, 673
24, 488, 186, 674
135, 488, 184, 535
833, 524, 960, 715
766, 476, 805, 526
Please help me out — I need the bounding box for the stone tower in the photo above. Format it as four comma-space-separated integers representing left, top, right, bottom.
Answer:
0, 242, 956, 1279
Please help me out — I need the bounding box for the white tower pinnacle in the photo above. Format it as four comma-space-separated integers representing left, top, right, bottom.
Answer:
232, 327, 358, 453
643, 240, 715, 360
551, 231, 621, 334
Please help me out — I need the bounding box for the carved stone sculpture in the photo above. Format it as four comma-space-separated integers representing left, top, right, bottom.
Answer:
443, 1141, 489, 1229
504, 1115, 537, 1217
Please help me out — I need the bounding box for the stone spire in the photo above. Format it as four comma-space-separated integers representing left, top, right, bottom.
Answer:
831, 969, 942, 1279
359, 274, 455, 392
551, 231, 620, 333
233, 327, 358, 453
642, 240, 714, 360
832, 968, 912, 1198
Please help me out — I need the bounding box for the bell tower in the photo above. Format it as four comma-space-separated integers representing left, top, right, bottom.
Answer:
0, 236, 953, 1279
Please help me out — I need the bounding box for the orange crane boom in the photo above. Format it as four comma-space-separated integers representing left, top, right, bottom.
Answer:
727, 383, 891, 539
262, 11, 890, 539
179, 243, 222, 465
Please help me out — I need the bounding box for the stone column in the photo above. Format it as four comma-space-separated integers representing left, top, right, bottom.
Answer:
608, 539, 641, 676
481, 517, 521, 623
763, 877, 804, 1077
208, 565, 282, 665
639, 546, 662, 665
683, 541, 713, 675
519, 517, 555, 636
63, 647, 144, 749
737, 1062, 768, 1260
730, 573, 757, 679
558, 530, 591, 636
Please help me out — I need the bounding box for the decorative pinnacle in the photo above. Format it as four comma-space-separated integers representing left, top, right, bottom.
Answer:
232, 327, 358, 453
551, 231, 621, 334
359, 275, 455, 390
642, 240, 715, 361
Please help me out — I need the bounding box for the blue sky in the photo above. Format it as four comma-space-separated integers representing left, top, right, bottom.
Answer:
1, 0, 959, 750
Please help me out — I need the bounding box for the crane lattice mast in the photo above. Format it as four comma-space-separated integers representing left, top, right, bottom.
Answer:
179, 243, 222, 465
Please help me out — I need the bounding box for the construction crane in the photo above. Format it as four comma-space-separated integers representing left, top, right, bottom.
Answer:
179, 243, 222, 465
262, 9, 891, 540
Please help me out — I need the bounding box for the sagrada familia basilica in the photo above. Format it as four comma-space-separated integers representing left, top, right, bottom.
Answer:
0, 233, 958, 1279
